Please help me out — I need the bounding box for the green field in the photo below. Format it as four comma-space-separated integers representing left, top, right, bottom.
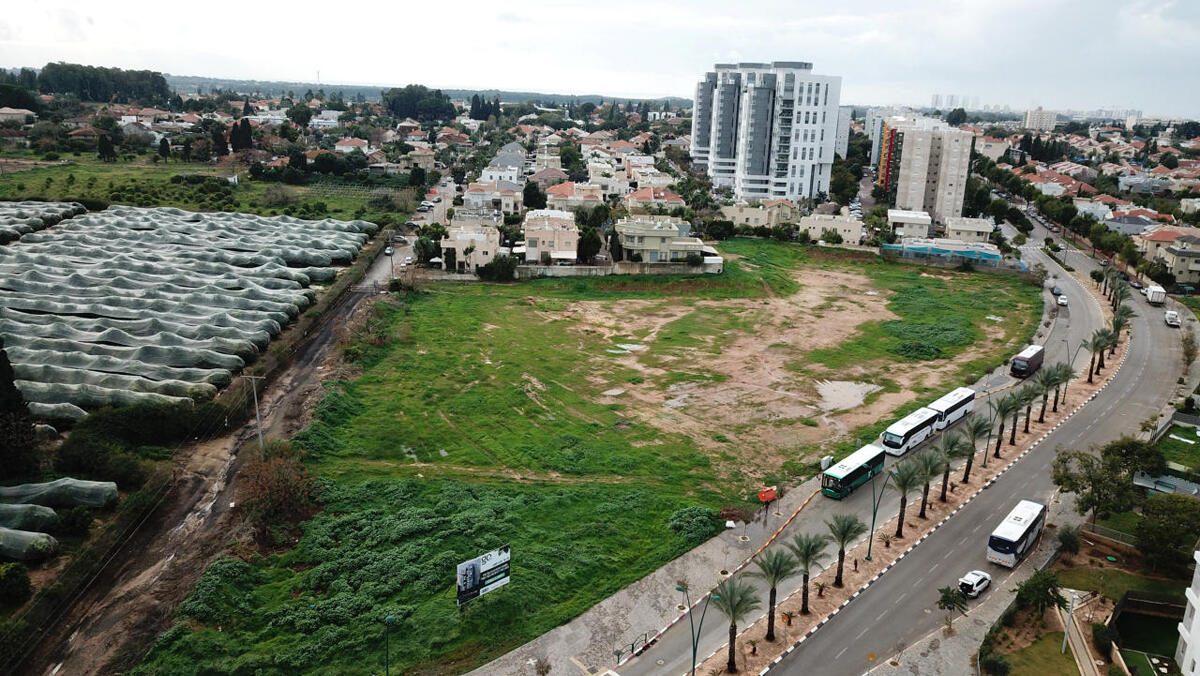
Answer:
1055, 567, 1186, 602
134, 239, 1042, 674
1157, 424, 1200, 470
1006, 632, 1079, 676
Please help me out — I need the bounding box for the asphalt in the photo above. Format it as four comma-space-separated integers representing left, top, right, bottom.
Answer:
766, 213, 1185, 675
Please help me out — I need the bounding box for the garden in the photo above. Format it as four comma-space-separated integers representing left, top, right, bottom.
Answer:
133, 239, 1043, 675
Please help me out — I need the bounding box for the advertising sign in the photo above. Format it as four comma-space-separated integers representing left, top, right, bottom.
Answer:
456, 544, 511, 607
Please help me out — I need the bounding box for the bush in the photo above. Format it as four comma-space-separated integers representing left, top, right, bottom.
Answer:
667, 506, 722, 546
0, 563, 32, 606
1092, 622, 1113, 660
1058, 524, 1081, 555
685, 251, 703, 266
1108, 664, 1124, 676
980, 652, 1011, 676
106, 453, 147, 490
55, 505, 94, 537
476, 255, 517, 282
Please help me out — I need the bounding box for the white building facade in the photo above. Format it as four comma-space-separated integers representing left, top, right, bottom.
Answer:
835, 106, 852, 159
691, 61, 842, 203
1023, 107, 1058, 131
1178, 550, 1200, 675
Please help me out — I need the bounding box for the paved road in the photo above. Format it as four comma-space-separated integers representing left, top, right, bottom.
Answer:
769, 213, 1184, 675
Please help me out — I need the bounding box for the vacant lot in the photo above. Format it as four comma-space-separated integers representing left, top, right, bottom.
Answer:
134, 239, 1041, 675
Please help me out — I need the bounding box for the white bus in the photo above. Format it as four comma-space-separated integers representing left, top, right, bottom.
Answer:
987, 500, 1047, 567
927, 387, 976, 431
881, 407, 940, 456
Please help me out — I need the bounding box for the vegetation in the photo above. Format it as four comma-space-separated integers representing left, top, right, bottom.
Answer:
712, 575, 762, 674
748, 549, 799, 641
1014, 570, 1067, 618
0, 338, 39, 481
1052, 437, 1166, 524
826, 514, 867, 587
788, 533, 829, 615
1136, 493, 1200, 572
1054, 568, 1185, 602
0, 563, 32, 607
1005, 632, 1077, 676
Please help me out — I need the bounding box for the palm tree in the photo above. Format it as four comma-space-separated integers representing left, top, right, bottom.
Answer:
749, 549, 799, 641
712, 575, 762, 674
891, 462, 923, 538
1017, 385, 1037, 434
915, 449, 944, 518
1111, 281, 1130, 312
1007, 390, 1022, 445
1052, 362, 1075, 411
826, 513, 868, 588
962, 415, 992, 483
788, 533, 829, 615
935, 433, 971, 501
1110, 304, 1134, 355
1083, 334, 1101, 384
1033, 369, 1056, 423
992, 393, 1020, 458
1093, 328, 1115, 373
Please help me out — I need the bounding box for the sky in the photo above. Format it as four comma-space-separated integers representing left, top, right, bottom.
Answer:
1, 0, 1198, 118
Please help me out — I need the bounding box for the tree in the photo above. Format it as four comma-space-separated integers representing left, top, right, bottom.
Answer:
962, 415, 991, 484
1093, 328, 1116, 374
577, 228, 602, 263
0, 339, 39, 481
819, 228, 844, 244
158, 137, 171, 160
1017, 384, 1038, 435
0, 562, 32, 606
242, 100, 253, 117
935, 433, 971, 502
1184, 329, 1198, 375
409, 166, 426, 188
1058, 524, 1081, 555
945, 108, 967, 126
1032, 369, 1056, 424
1051, 449, 1140, 524
523, 181, 547, 210
97, 133, 117, 161
708, 219, 735, 241
748, 549, 799, 641
711, 575, 762, 673
240, 440, 315, 536
788, 533, 829, 615
1015, 570, 1067, 618
1162, 152, 1180, 170
992, 393, 1019, 457
826, 513, 867, 587
413, 236, 438, 263
936, 585, 968, 628
1137, 493, 1200, 571
915, 449, 944, 518
891, 462, 922, 538
286, 104, 312, 127
1051, 362, 1075, 413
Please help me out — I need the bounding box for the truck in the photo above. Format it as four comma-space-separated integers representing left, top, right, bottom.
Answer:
1165, 310, 1182, 327
1146, 285, 1167, 305
1010, 344, 1045, 378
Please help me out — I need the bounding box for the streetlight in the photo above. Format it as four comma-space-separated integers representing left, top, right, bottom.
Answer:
1060, 338, 1087, 407
1061, 593, 1079, 654
864, 465, 893, 561
381, 614, 396, 676
676, 580, 720, 676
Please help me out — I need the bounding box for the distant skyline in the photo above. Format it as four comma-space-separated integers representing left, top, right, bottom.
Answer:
1, 0, 1197, 118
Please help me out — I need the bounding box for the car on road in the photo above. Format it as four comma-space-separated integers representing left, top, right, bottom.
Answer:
434, 196, 442, 203
1057, 295, 1068, 306
958, 570, 991, 598
404, 220, 418, 228
1050, 286, 1062, 296
417, 206, 430, 213
1166, 310, 1182, 327
1099, 259, 1109, 266
384, 247, 394, 256
1130, 280, 1143, 289
404, 256, 413, 265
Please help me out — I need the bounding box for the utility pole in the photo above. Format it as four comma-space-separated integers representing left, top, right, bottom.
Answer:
242, 375, 265, 451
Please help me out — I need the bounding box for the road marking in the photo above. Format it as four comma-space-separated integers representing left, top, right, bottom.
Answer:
896, 592, 908, 604
942, 550, 953, 560
855, 627, 870, 640
569, 657, 591, 675
836, 647, 848, 659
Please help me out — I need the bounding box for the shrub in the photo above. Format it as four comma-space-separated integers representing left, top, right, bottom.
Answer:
1058, 524, 1081, 555
667, 506, 722, 546
1108, 664, 1124, 676
0, 563, 32, 606
55, 505, 94, 537
1092, 622, 1113, 660
477, 255, 518, 282
106, 454, 147, 490
241, 440, 316, 536
685, 251, 703, 266
980, 652, 1011, 676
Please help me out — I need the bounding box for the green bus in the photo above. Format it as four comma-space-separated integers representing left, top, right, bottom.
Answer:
821, 444, 887, 499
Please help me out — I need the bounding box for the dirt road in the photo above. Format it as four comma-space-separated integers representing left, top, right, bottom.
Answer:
25, 287, 375, 676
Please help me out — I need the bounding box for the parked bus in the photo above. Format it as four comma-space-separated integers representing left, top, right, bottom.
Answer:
881, 407, 940, 456
1010, 344, 1045, 378
986, 500, 1047, 567
927, 387, 976, 431
821, 444, 887, 499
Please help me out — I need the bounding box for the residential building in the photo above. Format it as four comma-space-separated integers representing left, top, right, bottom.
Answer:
888, 209, 933, 239
333, 137, 368, 154
463, 180, 524, 214
1104, 213, 1156, 236
0, 107, 36, 124
1163, 235, 1200, 285
1136, 227, 1200, 262
797, 214, 863, 242
625, 187, 686, 210
691, 61, 842, 202
1177, 550, 1200, 674
878, 118, 972, 224
1023, 107, 1058, 131
614, 216, 706, 263
865, 107, 912, 165
529, 167, 569, 189
450, 207, 505, 229
943, 216, 992, 243
1184, 198, 1200, 215
442, 222, 502, 272
481, 165, 523, 184
1072, 198, 1113, 222
545, 181, 605, 212
835, 106, 852, 159
523, 209, 579, 265
720, 199, 801, 227
975, 136, 1009, 161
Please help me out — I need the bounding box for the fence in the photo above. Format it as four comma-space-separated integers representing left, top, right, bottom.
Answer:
1081, 521, 1138, 546
1112, 591, 1186, 622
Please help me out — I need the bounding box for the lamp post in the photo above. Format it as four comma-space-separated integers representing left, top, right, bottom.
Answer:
1061, 593, 1079, 654
864, 465, 893, 562
1060, 338, 1087, 407
677, 580, 720, 676
381, 614, 395, 676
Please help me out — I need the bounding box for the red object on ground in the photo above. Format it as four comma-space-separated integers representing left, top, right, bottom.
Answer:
758, 486, 777, 503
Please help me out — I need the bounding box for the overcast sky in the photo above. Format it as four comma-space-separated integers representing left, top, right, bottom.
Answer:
1, 0, 1197, 117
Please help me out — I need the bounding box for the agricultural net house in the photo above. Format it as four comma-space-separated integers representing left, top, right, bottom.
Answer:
0, 203, 378, 420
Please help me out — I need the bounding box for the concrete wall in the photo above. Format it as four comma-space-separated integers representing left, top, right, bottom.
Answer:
514, 261, 723, 279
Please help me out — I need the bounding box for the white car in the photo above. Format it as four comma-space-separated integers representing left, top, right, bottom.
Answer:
1056, 295, 1068, 306
958, 570, 991, 598
404, 256, 413, 265
1166, 310, 1182, 327
384, 247, 394, 256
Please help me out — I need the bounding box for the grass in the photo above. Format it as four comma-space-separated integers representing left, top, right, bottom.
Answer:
135, 239, 1043, 675
1114, 612, 1180, 656
1122, 649, 1181, 676
1097, 510, 1142, 535
1055, 567, 1187, 602
1156, 424, 1200, 470
1006, 632, 1079, 676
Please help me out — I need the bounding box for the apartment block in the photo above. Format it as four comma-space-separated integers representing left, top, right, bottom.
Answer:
1177, 550, 1200, 674
877, 117, 971, 224
835, 106, 852, 159
691, 61, 842, 202
523, 209, 579, 265
613, 216, 706, 263
1023, 107, 1058, 131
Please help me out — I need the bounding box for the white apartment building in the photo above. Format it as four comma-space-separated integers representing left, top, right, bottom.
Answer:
943, 217, 993, 243
691, 61, 842, 202
797, 214, 864, 243
835, 106, 852, 159
523, 209, 579, 265
442, 222, 501, 273
614, 216, 706, 263
888, 209, 933, 239
878, 117, 972, 225
865, 106, 914, 165
1023, 107, 1058, 131
1178, 550, 1200, 674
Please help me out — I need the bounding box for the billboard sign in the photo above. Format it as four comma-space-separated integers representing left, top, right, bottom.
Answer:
456, 544, 511, 607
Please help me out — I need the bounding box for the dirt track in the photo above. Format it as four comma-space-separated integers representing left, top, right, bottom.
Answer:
24, 289, 372, 676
